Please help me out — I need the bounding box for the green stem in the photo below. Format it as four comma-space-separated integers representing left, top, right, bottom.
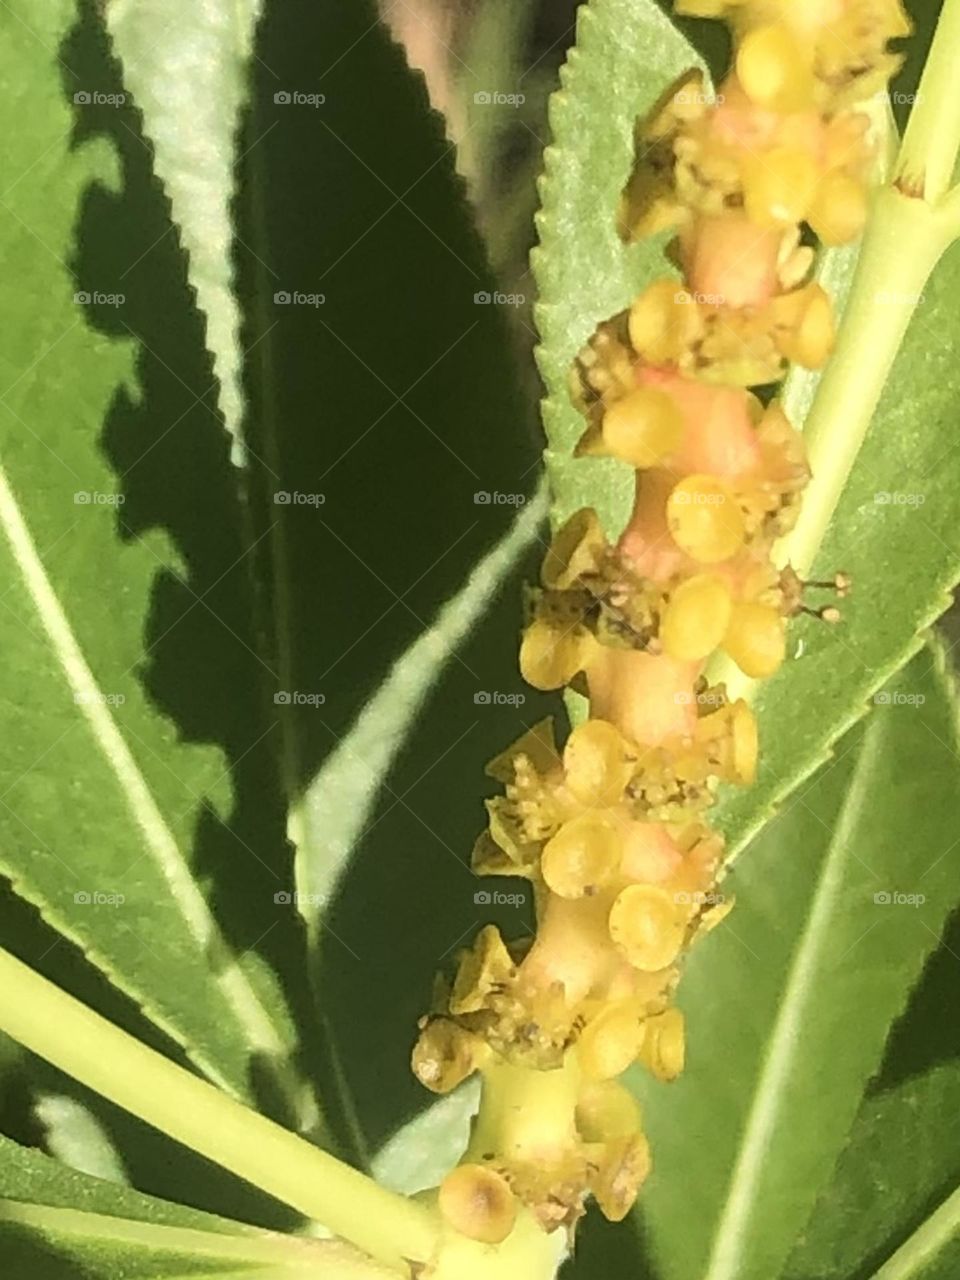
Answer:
895, 0, 960, 199
773, 185, 954, 582
0, 947, 437, 1274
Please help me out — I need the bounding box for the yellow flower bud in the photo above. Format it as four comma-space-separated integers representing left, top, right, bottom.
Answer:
808, 170, 869, 246
542, 814, 622, 900
742, 145, 820, 228
775, 284, 835, 368
666, 475, 746, 564
601, 387, 685, 469
577, 999, 646, 1080
541, 507, 606, 589
737, 24, 815, 113
519, 617, 592, 691
576, 1080, 642, 1142
628, 279, 704, 365
608, 885, 687, 971
438, 1164, 516, 1244
638, 1008, 686, 1082
563, 718, 635, 808
724, 601, 787, 678
660, 573, 734, 662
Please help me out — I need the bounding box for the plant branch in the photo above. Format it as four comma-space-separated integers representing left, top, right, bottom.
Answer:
0, 947, 437, 1274
895, 0, 960, 199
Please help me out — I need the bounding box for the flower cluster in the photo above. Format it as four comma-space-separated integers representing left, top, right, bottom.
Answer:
413, 0, 907, 1248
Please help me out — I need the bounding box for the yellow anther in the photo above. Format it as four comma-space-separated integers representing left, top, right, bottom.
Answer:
541, 507, 606, 590
737, 24, 816, 113
666, 474, 746, 564
601, 387, 685, 469
541, 813, 622, 900
742, 145, 820, 228
638, 1008, 686, 1082
577, 999, 646, 1080
438, 1164, 517, 1244
563, 718, 635, 808
724, 601, 787, 678
660, 573, 735, 662
628, 279, 704, 365
608, 885, 687, 972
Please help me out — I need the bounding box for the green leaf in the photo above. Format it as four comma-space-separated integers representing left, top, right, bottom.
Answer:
372, 1081, 479, 1196
0, 0, 310, 1126
0, 1131, 254, 1230
105, 0, 260, 462
786, 1065, 960, 1280
534, 0, 704, 537
0, 1143, 387, 1277
634, 639, 960, 1280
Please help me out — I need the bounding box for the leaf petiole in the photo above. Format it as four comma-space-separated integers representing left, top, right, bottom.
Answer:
0, 946, 437, 1275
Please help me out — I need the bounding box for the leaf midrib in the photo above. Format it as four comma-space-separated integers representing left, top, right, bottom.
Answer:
869, 1182, 960, 1279
0, 460, 287, 1078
